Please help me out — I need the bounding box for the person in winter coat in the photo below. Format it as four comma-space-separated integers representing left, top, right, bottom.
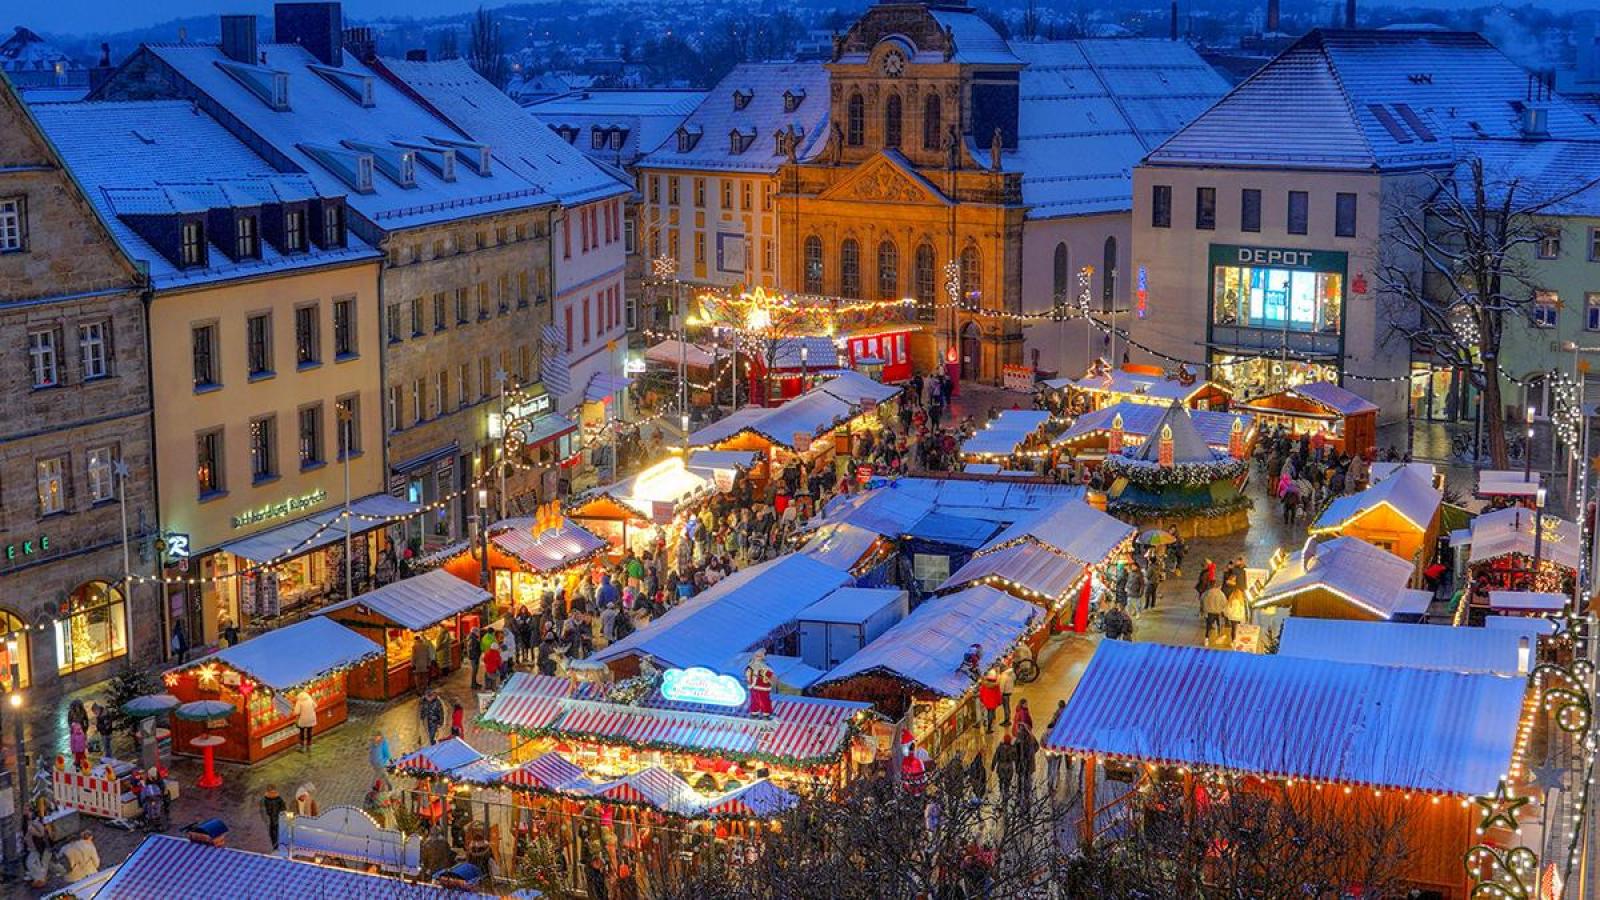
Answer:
1012, 698, 1033, 738
411, 635, 434, 692
59, 831, 98, 883
1194, 560, 1215, 612
466, 627, 483, 690
419, 690, 445, 745
69, 722, 89, 771
1202, 584, 1228, 641
1014, 725, 1039, 793
294, 690, 318, 752
170, 622, 190, 664
369, 732, 392, 789
294, 784, 319, 817
998, 665, 1016, 728
967, 749, 987, 799
1224, 586, 1248, 642
977, 672, 1003, 733
992, 734, 1017, 799
1123, 563, 1144, 612
482, 641, 502, 691
450, 701, 465, 738
262, 786, 287, 849
93, 702, 114, 756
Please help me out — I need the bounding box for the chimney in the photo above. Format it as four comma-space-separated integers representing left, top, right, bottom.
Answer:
88, 42, 114, 94
274, 2, 343, 67
405, 48, 428, 62
220, 14, 257, 64
342, 25, 376, 64
1345, 0, 1356, 29
1266, 0, 1279, 33
1170, 1, 1179, 40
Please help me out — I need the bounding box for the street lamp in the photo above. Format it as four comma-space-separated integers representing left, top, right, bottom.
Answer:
495, 368, 510, 521
1527, 404, 1537, 481
8, 644, 24, 871
1535, 485, 1547, 587
476, 488, 490, 590
336, 405, 353, 600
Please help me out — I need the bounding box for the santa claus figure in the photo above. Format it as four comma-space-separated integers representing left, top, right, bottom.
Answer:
746, 649, 774, 718
899, 729, 929, 793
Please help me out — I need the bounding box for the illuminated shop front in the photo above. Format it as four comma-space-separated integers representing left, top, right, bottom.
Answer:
1207, 244, 1347, 400
0, 610, 29, 692
439, 506, 607, 618
319, 569, 492, 700
1410, 357, 1479, 424
55, 580, 127, 675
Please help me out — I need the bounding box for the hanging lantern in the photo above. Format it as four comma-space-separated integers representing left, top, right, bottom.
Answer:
1108, 412, 1124, 455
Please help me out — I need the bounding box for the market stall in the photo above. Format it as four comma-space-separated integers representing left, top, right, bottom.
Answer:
317, 569, 492, 700
567, 457, 718, 556
1053, 400, 1254, 464
163, 617, 382, 764
958, 410, 1054, 468
810, 584, 1041, 762
1253, 536, 1432, 623
439, 506, 608, 618
1308, 465, 1441, 578
1477, 469, 1542, 509
1101, 402, 1252, 537
1231, 379, 1377, 458
1042, 360, 1231, 415
1466, 505, 1580, 595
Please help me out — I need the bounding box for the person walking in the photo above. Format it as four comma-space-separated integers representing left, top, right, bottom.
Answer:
1202, 583, 1228, 642
419, 690, 444, 746
1194, 559, 1215, 613
262, 785, 287, 849
482, 639, 502, 691
411, 633, 433, 693
1012, 698, 1033, 738
1224, 583, 1248, 644
368, 732, 392, 790
294, 689, 318, 752
998, 664, 1016, 729
1015, 725, 1039, 796
978, 672, 1003, 734
170, 622, 189, 664
294, 784, 319, 817
1142, 562, 1161, 611
450, 701, 465, 739
466, 626, 483, 690
93, 702, 114, 756
992, 734, 1017, 801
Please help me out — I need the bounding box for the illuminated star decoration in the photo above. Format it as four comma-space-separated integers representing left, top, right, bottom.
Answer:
1527, 761, 1566, 791
112, 460, 130, 479
1474, 781, 1530, 832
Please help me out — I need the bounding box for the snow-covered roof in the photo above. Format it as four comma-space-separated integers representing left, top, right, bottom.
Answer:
29, 100, 378, 289
1292, 380, 1379, 415
1488, 591, 1567, 613
637, 62, 829, 173
1456, 138, 1600, 218
91, 834, 498, 900
0, 26, 79, 75
180, 616, 382, 692
798, 522, 884, 572
685, 449, 759, 473
1257, 536, 1431, 619
593, 554, 851, 668
960, 409, 1053, 458
1278, 619, 1529, 675
686, 405, 773, 448
815, 477, 1084, 537
645, 339, 720, 369
1124, 402, 1223, 465
1312, 465, 1441, 533
136, 43, 558, 231
528, 89, 705, 166
1149, 29, 1600, 172
689, 387, 857, 451
1468, 506, 1582, 571
769, 336, 843, 370
813, 369, 902, 406
1055, 400, 1251, 451
1042, 640, 1526, 796
378, 57, 630, 207
940, 541, 1087, 600
1371, 461, 1438, 486
983, 500, 1135, 566
216, 494, 420, 563
814, 585, 1038, 698
797, 586, 904, 625
489, 517, 608, 573
1478, 469, 1541, 498
1006, 40, 1228, 219
1050, 366, 1221, 404
574, 457, 714, 520
318, 569, 491, 631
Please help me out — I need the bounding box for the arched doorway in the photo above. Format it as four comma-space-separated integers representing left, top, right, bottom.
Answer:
0, 609, 29, 692
960, 322, 982, 382
56, 580, 127, 676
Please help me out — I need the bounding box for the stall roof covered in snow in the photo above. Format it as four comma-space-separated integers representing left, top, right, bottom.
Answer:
813, 370, 902, 406
645, 339, 720, 369
637, 62, 829, 173
1291, 379, 1379, 415
594, 554, 852, 668
1371, 461, 1440, 486
1055, 401, 1251, 451
960, 410, 1053, 458
318, 569, 491, 631
685, 449, 760, 473
1468, 506, 1582, 571
1122, 402, 1227, 466
797, 587, 904, 625
983, 500, 1135, 565
814, 585, 1039, 698
1256, 536, 1432, 619
179, 617, 381, 692
489, 517, 608, 572
1278, 619, 1529, 675
1148, 30, 1600, 172
1312, 465, 1441, 533
1478, 469, 1542, 498
572, 458, 714, 521
1042, 641, 1526, 795
798, 523, 885, 572
1488, 591, 1567, 613
1044, 367, 1220, 404
941, 542, 1087, 600
89, 834, 499, 900
813, 477, 1084, 540
688, 386, 857, 451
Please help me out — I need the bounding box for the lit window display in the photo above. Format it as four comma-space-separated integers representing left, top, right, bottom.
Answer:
1209, 354, 1339, 402
1213, 266, 1342, 333
0, 610, 30, 692
55, 580, 127, 675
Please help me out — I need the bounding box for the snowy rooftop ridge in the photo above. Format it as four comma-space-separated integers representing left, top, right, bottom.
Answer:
637, 62, 830, 174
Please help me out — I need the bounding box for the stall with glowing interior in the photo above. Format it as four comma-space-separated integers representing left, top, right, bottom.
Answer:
317, 569, 492, 700
958, 409, 1055, 468
1253, 536, 1432, 623
1101, 402, 1252, 537
1043, 640, 1538, 899
1053, 400, 1254, 466
1231, 379, 1377, 458
1466, 505, 1579, 596
163, 617, 382, 764
1042, 360, 1231, 416
439, 504, 607, 618
567, 457, 717, 557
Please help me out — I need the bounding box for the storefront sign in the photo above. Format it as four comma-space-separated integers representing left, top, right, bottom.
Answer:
659, 666, 748, 708
231, 489, 328, 529
3, 534, 50, 562
1209, 244, 1348, 274
506, 390, 553, 421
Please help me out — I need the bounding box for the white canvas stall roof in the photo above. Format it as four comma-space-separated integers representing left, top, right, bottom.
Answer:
1478, 469, 1541, 497
798, 523, 883, 572
593, 554, 851, 668
489, 517, 607, 573
1055, 401, 1250, 450
983, 500, 1134, 566
1291, 379, 1379, 415
813, 370, 901, 406
960, 410, 1053, 457
940, 542, 1087, 600
218, 494, 421, 563
645, 339, 719, 369
1125, 402, 1221, 465
1371, 461, 1439, 486
180, 617, 381, 692
1041, 640, 1526, 796
578, 458, 714, 519
726, 652, 825, 691
1484, 616, 1560, 637
1312, 465, 1441, 533
1051, 367, 1217, 403
1277, 619, 1529, 675
1256, 536, 1428, 619
797, 587, 903, 625
318, 569, 491, 631
1488, 591, 1567, 613
813, 585, 1039, 698
686, 449, 759, 472
1468, 506, 1582, 571
688, 406, 771, 447
746, 390, 855, 447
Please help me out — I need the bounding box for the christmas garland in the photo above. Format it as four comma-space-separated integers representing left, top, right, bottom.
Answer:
1102, 453, 1249, 488
473, 711, 862, 770
1109, 496, 1254, 520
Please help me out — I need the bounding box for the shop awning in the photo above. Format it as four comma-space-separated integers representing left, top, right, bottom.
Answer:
173, 617, 381, 693
489, 517, 607, 573
389, 441, 460, 475
584, 371, 633, 403
319, 569, 491, 632
392, 736, 484, 775
218, 494, 421, 564
515, 413, 576, 449
1467, 506, 1582, 571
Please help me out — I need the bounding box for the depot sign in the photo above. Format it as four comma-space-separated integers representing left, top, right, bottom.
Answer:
1210, 243, 1348, 274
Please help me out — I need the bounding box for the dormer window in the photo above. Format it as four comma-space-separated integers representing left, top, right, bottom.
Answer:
676, 126, 702, 153
284, 207, 306, 253
235, 213, 260, 259
783, 89, 805, 113
610, 129, 627, 150
181, 220, 206, 267
732, 88, 753, 110
322, 203, 345, 248
591, 127, 606, 150
729, 129, 754, 155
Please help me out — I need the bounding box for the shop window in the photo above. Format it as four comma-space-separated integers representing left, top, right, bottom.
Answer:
1212, 262, 1343, 334
804, 236, 824, 294
1538, 228, 1562, 260
1587, 293, 1600, 331
1241, 189, 1262, 233
1150, 185, 1171, 228
1287, 191, 1309, 235
1532, 291, 1559, 328
0, 611, 30, 691
55, 581, 127, 675
1195, 187, 1216, 230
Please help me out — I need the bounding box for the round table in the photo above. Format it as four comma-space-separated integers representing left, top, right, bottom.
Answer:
190, 734, 225, 789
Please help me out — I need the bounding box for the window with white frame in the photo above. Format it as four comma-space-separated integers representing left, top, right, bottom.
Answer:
0, 197, 25, 252
1587, 293, 1600, 331
37, 456, 66, 515
86, 445, 116, 503
1538, 228, 1562, 260
28, 328, 58, 388
79, 321, 110, 380
1533, 291, 1560, 328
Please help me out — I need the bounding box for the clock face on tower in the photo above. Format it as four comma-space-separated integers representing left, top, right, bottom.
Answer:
881, 49, 906, 78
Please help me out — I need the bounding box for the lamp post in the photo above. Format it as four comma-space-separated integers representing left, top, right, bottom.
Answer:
113, 459, 132, 662
336, 405, 353, 600
801, 343, 809, 385
495, 368, 510, 521
8, 646, 23, 871
1527, 404, 1537, 482
476, 488, 490, 590
1535, 485, 1547, 585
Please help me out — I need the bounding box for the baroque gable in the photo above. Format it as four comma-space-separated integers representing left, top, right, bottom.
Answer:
818, 153, 948, 205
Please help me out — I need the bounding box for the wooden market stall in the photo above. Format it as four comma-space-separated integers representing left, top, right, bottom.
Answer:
1042, 360, 1231, 416
163, 617, 382, 764
688, 372, 899, 480
1308, 464, 1442, 581
1465, 505, 1580, 595
1053, 400, 1255, 465
1042, 640, 1534, 899
567, 457, 717, 556
439, 507, 608, 619
1232, 379, 1377, 458
1253, 536, 1433, 623
958, 409, 1054, 467
809, 584, 1042, 762
317, 568, 492, 700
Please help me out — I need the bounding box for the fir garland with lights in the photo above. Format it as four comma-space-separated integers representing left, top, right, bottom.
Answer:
1101, 453, 1249, 488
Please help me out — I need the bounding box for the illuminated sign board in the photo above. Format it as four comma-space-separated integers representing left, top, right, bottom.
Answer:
659, 667, 748, 708
231, 489, 328, 529
3, 535, 49, 562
